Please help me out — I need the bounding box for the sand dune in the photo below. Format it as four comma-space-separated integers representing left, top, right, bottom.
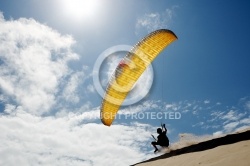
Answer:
132, 130, 250, 166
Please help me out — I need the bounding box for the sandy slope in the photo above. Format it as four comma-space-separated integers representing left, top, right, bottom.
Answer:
136, 140, 250, 166
133, 130, 250, 166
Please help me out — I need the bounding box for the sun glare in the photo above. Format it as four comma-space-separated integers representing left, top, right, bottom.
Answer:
62, 0, 99, 20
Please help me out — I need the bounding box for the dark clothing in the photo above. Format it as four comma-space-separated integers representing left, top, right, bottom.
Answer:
151, 131, 169, 147
157, 131, 169, 146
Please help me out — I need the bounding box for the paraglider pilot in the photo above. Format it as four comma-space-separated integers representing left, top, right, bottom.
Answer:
151, 123, 169, 153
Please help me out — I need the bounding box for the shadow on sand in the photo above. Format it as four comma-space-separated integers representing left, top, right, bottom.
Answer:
132, 130, 250, 166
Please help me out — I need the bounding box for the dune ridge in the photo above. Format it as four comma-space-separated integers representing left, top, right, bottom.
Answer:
132, 129, 250, 166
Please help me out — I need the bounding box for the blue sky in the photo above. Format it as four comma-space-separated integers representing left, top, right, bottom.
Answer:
0, 0, 250, 165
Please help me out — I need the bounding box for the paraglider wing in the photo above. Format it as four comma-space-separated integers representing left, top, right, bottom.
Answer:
100, 29, 178, 126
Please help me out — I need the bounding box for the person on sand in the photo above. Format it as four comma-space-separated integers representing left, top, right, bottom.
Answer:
151, 123, 169, 153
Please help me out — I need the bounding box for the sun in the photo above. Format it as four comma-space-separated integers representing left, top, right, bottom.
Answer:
62, 0, 99, 20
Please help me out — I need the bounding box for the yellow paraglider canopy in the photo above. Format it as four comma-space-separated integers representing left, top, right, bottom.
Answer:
100, 29, 177, 126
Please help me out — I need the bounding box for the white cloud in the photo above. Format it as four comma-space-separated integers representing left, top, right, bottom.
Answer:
213, 131, 223, 137
245, 101, 250, 110
221, 110, 245, 124
0, 108, 153, 166
0, 13, 79, 115
0, 14, 159, 165
3, 104, 16, 114
165, 103, 179, 111
136, 6, 178, 33
240, 117, 250, 125
192, 122, 204, 127
62, 71, 84, 104
181, 102, 192, 113
87, 84, 95, 93
235, 125, 250, 132
223, 121, 240, 132
204, 100, 210, 104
